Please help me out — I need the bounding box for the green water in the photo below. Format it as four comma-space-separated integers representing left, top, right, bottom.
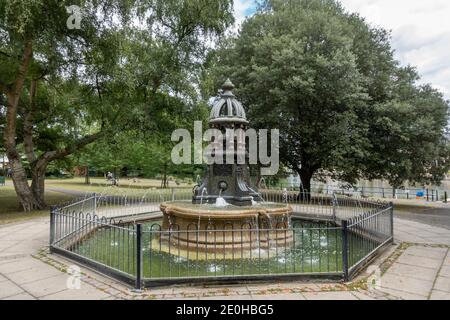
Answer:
73, 219, 374, 279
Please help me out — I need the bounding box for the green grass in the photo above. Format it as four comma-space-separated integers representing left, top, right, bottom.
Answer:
46, 177, 194, 193
0, 186, 74, 225
0, 177, 194, 225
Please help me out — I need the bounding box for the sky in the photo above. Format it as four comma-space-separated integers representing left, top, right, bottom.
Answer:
233, 0, 450, 100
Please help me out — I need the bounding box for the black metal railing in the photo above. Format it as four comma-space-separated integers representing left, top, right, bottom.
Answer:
49, 189, 394, 288
274, 183, 448, 202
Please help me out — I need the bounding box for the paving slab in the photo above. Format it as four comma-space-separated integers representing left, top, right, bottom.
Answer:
5, 265, 65, 285
0, 281, 24, 299
429, 290, 450, 300
40, 287, 111, 300
379, 273, 433, 296
253, 293, 305, 300
165, 296, 200, 300
438, 265, 450, 278
396, 254, 443, 270
350, 291, 376, 300
302, 291, 358, 300
386, 262, 439, 281
404, 246, 448, 260
20, 274, 72, 298
199, 295, 253, 300
0, 257, 49, 275
375, 287, 427, 300
0, 274, 8, 282
433, 276, 450, 293
2, 292, 36, 300
247, 283, 320, 293
350, 290, 390, 300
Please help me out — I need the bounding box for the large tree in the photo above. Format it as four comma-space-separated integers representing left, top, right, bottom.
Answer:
75, 92, 210, 186
206, 0, 450, 195
0, 0, 233, 211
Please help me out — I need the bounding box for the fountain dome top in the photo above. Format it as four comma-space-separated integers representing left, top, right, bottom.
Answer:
209, 79, 248, 125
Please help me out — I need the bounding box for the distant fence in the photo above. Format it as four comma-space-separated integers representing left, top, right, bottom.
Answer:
274, 184, 448, 202
49, 188, 394, 289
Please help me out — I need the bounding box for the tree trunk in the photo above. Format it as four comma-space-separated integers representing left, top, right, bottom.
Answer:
3, 39, 38, 211
9, 157, 42, 211
85, 166, 90, 184
31, 164, 47, 208
161, 163, 168, 188
298, 168, 314, 201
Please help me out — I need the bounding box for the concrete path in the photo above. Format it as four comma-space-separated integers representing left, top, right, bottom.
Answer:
0, 215, 449, 300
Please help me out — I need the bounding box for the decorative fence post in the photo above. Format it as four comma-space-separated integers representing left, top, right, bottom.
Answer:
49, 206, 56, 253
342, 220, 349, 282
135, 223, 143, 291
93, 192, 97, 215
332, 193, 337, 221
445, 192, 448, 204
389, 202, 394, 242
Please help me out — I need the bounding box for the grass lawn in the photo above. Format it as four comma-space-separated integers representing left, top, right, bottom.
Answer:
0, 186, 74, 225
46, 177, 194, 193
0, 177, 194, 225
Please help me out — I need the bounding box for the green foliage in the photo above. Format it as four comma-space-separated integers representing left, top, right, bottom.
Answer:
206, 0, 450, 188
0, 0, 234, 207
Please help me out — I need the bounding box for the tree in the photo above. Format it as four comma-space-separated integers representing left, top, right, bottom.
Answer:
0, 0, 233, 211
75, 93, 210, 187
206, 0, 450, 195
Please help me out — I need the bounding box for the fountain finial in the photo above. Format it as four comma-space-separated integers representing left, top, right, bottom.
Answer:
222, 78, 235, 91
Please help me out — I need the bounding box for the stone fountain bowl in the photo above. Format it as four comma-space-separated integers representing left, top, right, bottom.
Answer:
158, 201, 293, 255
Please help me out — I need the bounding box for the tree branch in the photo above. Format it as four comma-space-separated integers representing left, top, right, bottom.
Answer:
23, 79, 38, 164
4, 39, 33, 153
38, 130, 108, 166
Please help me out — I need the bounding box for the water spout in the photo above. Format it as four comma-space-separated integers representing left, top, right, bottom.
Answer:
282, 188, 288, 205
200, 188, 208, 205
215, 197, 229, 207
248, 186, 266, 203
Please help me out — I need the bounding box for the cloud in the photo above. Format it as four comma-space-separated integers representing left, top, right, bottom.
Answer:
233, 0, 257, 29
340, 0, 450, 100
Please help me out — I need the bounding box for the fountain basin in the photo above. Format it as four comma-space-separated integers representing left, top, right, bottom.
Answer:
159, 201, 293, 254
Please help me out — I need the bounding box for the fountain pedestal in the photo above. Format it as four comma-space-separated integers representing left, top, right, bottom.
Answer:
160, 201, 293, 254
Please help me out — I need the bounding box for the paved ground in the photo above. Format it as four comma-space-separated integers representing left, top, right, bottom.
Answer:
395, 206, 450, 230
1, 211, 449, 300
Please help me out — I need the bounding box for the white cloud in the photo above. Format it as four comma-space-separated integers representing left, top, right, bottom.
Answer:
340, 0, 450, 100
233, 0, 256, 30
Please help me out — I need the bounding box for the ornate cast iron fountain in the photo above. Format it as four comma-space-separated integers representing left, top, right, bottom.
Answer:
192, 78, 259, 206
160, 80, 292, 255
